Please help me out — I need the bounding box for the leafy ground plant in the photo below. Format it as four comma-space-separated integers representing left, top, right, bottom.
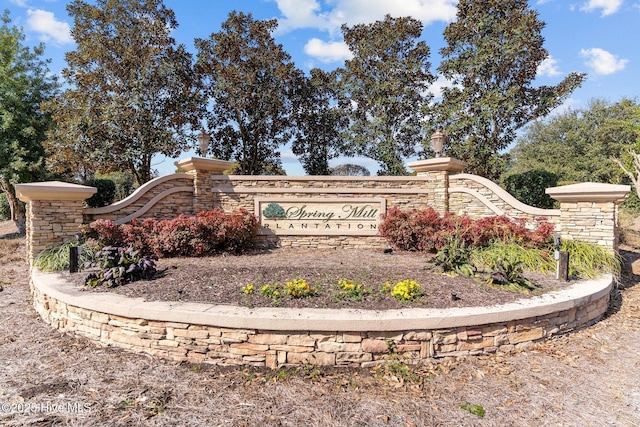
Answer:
85, 246, 157, 288
430, 237, 475, 277
486, 259, 538, 293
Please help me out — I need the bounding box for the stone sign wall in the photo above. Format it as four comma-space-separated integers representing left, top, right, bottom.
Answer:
16, 156, 630, 263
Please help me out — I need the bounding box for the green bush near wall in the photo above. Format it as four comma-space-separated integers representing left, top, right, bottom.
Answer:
502, 170, 559, 209
0, 193, 10, 220
83, 179, 116, 208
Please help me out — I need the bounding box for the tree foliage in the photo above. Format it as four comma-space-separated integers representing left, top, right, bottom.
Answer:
0, 11, 59, 233
336, 15, 434, 176
291, 69, 348, 175
433, 0, 585, 180
330, 164, 371, 176
502, 170, 558, 209
44, 0, 199, 185
510, 98, 640, 184
195, 11, 299, 175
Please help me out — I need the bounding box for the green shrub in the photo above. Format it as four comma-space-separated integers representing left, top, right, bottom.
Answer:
502, 169, 558, 209
471, 243, 555, 274
562, 240, 622, 279
34, 241, 98, 272
83, 178, 116, 208
0, 193, 10, 220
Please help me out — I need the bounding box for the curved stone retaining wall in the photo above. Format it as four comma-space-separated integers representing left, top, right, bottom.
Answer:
31, 270, 612, 368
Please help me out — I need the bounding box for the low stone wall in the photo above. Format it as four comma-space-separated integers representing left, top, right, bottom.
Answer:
31, 270, 612, 368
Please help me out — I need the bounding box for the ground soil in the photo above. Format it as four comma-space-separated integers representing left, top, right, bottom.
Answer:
74, 248, 566, 310
2, 220, 640, 426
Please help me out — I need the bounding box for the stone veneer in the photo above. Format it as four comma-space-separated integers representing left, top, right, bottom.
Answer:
31, 270, 612, 368
15, 157, 631, 263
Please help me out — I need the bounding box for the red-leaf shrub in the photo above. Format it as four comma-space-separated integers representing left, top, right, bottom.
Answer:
379, 208, 554, 252
88, 209, 258, 257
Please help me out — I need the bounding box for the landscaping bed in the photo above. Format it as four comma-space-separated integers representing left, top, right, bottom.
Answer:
73, 247, 568, 310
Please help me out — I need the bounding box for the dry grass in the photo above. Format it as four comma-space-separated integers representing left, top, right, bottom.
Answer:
1, 220, 640, 426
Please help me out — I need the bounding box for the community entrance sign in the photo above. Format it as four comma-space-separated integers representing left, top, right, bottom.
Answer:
255, 198, 386, 236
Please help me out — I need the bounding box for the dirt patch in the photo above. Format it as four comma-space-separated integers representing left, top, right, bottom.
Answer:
2, 220, 640, 426
73, 248, 567, 310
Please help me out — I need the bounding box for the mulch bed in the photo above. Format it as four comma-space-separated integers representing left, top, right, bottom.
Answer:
73, 247, 570, 310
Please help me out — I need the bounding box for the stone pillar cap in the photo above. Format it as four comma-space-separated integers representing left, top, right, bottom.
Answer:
16, 181, 97, 202
407, 157, 467, 173
175, 157, 235, 173
546, 182, 630, 203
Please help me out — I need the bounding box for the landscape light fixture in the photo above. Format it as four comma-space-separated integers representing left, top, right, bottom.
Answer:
431, 129, 445, 158
197, 129, 210, 157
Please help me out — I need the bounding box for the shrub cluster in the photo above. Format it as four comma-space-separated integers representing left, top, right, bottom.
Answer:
85, 246, 157, 288
87, 209, 258, 257
379, 207, 554, 252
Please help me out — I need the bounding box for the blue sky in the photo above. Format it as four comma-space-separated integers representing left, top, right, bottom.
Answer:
4, 0, 640, 176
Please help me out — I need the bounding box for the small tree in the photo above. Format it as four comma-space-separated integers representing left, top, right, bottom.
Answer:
195, 12, 299, 175
44, 0, 199, 185
0, 11, 59, 234
434, 0, 585, 180
336, 15, 434, 176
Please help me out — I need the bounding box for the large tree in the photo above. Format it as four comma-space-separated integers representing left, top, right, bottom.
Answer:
510, 98, 640, 184
0, 11, 59, 234
434, 0, 585, 180
44, 0, 199, 185
195, 12, 299, 175
291, 69, 348, 175
337, 15, 434, 176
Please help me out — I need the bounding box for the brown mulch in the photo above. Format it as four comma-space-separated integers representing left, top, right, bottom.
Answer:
73, 248, 567, 310
2, 220, 640, 426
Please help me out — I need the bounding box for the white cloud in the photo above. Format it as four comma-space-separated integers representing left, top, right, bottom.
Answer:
304, 38, 352, 63
428, 75, 456, 100
549, 97, 580, 117
8, 0, 29, 6
580, 0, 623, 16
580, 47, 628, 75
26, 9, 73, 45
274, 0, 457, 35
537, 56, 562, 77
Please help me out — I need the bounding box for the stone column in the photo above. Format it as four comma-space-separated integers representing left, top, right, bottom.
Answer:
175, 157, 235, 213
15, 181, 97, 264
407, 157, 467, 215
546, 182, 630, 251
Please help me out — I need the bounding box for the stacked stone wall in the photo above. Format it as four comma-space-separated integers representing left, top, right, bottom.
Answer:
26, 200, 85, 261
84, 174, 195, 223
31, 279, 610, 368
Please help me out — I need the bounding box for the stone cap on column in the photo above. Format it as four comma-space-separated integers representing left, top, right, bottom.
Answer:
175, 157, 235, 174
407, 157, 467, 173
546, 182, 630, 203
16, 181, 97, 202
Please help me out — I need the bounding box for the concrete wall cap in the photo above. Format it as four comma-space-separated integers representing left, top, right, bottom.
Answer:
407, 157, 467, 173
546, 182, 631, 203
175, 157, 235, 173
16, 181, 97, 202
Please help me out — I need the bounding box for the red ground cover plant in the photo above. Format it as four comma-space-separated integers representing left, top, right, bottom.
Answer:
87, 209, 258, 257
379, 207, 554, 252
